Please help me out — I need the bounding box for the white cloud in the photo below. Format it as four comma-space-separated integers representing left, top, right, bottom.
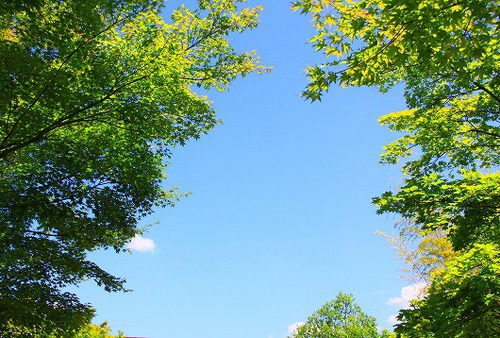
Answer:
126, 235, 156, 253
287, 322, 305, 336
387, 314, 400, 326
387, 282, 427, 326
387, 282, 427, 308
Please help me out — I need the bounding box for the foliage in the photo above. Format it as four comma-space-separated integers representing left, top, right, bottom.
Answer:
1, 321, 124, 338
0, 0, 267, 335
292, 0, 498, 104
73, 322, 124, 338
396, 243, 500, 337
375, 169, 500, 250
293, 3, 500, 247
373, 95, 500, 249
293, 0, 499, 335
0, 291, 93, 337
288, 292, 386, 338
292, 0, 499, 246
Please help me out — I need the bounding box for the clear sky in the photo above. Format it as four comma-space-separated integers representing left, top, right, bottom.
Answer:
75, 1, 416, 337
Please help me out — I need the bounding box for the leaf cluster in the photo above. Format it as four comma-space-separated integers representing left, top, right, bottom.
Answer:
375, 170, 500, 251
293, 0, 499, 105
0, 321, 124, 338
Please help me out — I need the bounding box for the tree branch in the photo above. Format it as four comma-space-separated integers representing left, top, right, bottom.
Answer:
473, 81, 500, 106
0, 74, 149, 159
0, 7, 150, 151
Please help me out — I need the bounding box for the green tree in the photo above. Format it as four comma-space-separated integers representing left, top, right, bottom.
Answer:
396, 243, 500, 337
292, 0, 498, 106
2, 321, 124, 338
374, 112, 500, 251
288, 292, 388, 338
73, 322, 124, 338
0, 0, 267, 335
293, 0, 499, 335
292, 0, 499, 247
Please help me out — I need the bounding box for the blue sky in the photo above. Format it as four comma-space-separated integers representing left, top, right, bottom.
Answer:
76, 1, 417, 337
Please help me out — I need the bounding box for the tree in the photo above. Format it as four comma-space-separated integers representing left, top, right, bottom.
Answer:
0, 0, 268, 335
378, 224, 455, 284
2, 321, 124, 338
374, 113, 500, 251
396, 243, 500, 337
291, 0, 499, 244
290, 3, 500, 228
293, 0, 499, 334
288, 292, 390, 338
74, 322, 124, 338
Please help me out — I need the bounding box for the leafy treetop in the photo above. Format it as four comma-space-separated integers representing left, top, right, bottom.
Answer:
0, 0, 268, 335
396, 243, 500, 337
288, 292, 394, 338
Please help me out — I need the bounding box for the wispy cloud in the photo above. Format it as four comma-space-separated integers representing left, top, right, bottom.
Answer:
126, 235, 156, 253
387, 282, 427, 325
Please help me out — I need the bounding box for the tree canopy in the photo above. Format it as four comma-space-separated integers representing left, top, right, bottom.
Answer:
397, 243, 500, 337
292, 0, 498, 105
1, 321, 124, 338
293, 0, 499, 335
288, 292, 394, 338
0, 0, 267, 335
